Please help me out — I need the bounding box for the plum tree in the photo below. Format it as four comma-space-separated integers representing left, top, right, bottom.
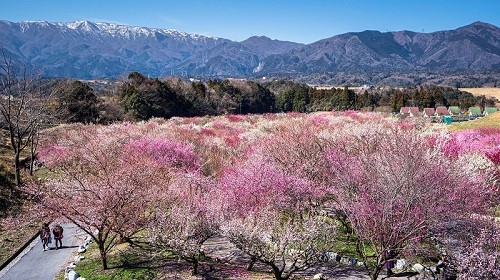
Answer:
326, 123, 495, 280
216, 155, 335, 280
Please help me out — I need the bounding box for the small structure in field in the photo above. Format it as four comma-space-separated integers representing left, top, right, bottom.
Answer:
400, 107, 410, 114
483, 107, 498, 116
448, 106, 460, 116
423, 108, 435, 118
435, 106, 449, 122
468, 107, 482, 119
448, 106, 463, 121
400, 106, 420, 118
435, 106, 450, 116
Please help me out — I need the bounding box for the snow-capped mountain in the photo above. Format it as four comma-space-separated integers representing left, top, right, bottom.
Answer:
63, 20, 217, 41
0, 20, 303, 78
0, 20, 498, 78
0, 20, 236, 78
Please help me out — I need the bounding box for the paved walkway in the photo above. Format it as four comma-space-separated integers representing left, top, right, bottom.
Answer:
0, 224, 81, 280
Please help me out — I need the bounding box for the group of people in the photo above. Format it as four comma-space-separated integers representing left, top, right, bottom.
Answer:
39, 223, 64, 251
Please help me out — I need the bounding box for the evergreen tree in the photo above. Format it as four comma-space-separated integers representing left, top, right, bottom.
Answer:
276, 84, 309, 112
53, 80, 98, 123
390, 90, 408, 112
339, 86, 356, 110
120, 73, 190, 120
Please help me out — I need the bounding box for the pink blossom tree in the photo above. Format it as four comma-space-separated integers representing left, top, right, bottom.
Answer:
106, 132, 214, 275
258, 118, 333, 188
216, 155, 336, 280
443, 128, 500, 199
27, 125, 199, 270
326, 123, 495, 280
455, 221, 499, 280
440, 128, 500, 279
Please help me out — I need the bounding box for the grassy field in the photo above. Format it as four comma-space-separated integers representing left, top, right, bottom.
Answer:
448, 112, 500, 131
0, 222, 40, 267
459, 88, 500, 103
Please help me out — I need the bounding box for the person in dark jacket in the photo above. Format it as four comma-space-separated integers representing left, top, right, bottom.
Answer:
39, 222, 51, 251
384, 248, 397, 276
52, 224, 64, 249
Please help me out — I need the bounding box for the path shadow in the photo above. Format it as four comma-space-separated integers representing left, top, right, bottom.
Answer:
108, 242, 176, 270
47, 245, 79, 250
383, 271, 420, 279
108, 242, 265, 279
296, 262, 370, 279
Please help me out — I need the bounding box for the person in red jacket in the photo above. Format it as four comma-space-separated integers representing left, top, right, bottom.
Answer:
52, 224, 64, 249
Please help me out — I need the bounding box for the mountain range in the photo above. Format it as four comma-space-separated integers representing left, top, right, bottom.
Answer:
0, 20, 498, 79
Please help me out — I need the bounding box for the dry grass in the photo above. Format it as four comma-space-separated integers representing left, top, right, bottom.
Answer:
459, 88, 500, 102
0, 222, 40, 266
0, 128, 42, 268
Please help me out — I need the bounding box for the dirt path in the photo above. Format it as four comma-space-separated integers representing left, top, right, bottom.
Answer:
200, 236, 366, 278
200, 235, 425, 280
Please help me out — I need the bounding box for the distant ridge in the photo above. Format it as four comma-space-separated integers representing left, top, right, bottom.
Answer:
0, 20, 498, 78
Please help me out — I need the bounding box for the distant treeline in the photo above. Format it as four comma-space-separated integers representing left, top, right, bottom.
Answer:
297, 84, 497, 113
46, 72, 498, 124
295, 71, 500, 88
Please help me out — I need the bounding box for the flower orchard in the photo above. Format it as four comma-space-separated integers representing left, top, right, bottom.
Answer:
28, 112, 499, 279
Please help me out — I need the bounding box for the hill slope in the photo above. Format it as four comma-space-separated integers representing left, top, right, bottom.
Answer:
257, 22, 500, 75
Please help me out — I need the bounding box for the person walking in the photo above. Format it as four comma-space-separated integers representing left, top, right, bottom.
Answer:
384, 248, 397, 277
52, 224, 64, 249
39, 222, 51, 251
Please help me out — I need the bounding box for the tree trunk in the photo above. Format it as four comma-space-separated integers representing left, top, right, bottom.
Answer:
191, 258, 199, 275
356, 240, 370, 270
270, 263, 288, 280
29, 157, 34, 176
14, 150, 20, 186
247, 256, 257, 271
371, 265, 382, 280
29, 131, 35, 176
99, 243, 108, 270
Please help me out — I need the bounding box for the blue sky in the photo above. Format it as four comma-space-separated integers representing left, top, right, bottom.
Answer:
0, 0, 498, 44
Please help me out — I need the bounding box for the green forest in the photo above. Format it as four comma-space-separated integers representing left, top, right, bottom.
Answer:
45, 72, 498, 124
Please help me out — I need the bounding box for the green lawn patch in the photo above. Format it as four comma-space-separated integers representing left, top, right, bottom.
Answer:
330, 221, 376, 267
71, 242, 158, 280
448, 112, 500, 131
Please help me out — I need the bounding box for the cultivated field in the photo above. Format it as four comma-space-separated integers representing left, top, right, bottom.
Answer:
459, 87, 500, 102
